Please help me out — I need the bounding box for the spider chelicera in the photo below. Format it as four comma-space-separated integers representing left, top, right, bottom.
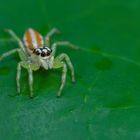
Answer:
0, 28, 78, 98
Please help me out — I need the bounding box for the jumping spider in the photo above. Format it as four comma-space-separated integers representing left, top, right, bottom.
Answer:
0, 28, 78, 98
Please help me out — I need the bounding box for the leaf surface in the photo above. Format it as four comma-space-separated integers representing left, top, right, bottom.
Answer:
0, 0, 140, 140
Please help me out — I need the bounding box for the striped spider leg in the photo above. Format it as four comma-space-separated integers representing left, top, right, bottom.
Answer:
0, 28, 78, 98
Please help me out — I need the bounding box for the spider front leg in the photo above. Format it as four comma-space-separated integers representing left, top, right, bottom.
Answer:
16, 62, 22, 94
53, 61, 67, 97
54, 53, 76, 83
16, 61, 33, 97
16, 61, 39, 97
28, 65, 34, 98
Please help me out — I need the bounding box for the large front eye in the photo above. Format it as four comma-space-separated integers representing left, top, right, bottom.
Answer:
36, 51, 40, 55
46, 49, 52, 56
41, 51, 46, 57
46, 51, 51, 56
34, 49, 41, 55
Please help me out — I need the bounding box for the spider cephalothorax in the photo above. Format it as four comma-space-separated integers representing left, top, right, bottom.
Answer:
0, 28, 78, 98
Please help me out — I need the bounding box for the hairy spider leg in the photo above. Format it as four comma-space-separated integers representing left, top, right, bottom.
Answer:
51, 41, 79, 56
0, 48, 19, 61
28, 64, 33, 98
5, 29, 27, 54
53, 60, 67, 97
0, 49, 30, 96
58, 63, 67, 97
18, 62, 34, 98
55, 53, 75, 83
45, 28, 61, 46
17, 62, 22, 94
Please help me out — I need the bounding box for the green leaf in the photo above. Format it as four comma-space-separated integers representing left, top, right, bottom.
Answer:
0, 0, 140, 140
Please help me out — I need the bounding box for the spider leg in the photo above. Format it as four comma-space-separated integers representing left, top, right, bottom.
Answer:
58, 63, 67, 97
51, 41, 79, 56
45, 28, 61, 46
28, 65, 34, 98
55, 53, 75, 83
53, 62, 67, 97
17, 61, 39, 97
4, 29, 26, 53
0, 48, 19, 61
16, 62, 22, 94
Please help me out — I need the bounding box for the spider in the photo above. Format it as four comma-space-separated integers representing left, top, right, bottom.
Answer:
0, 28, 78, 98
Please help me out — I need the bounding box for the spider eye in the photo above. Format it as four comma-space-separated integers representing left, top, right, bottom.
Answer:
41, 51, 46, 57
34, 49, 41, 55
46, 52, 51, 56
36, 51, 40, 55
46, 49, 52, 56
50, 49, 52, 53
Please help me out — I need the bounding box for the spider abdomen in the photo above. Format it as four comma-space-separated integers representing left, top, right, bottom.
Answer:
23, 28, 44, 52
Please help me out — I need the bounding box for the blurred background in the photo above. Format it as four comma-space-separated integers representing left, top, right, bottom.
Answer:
0, 0, 140, 140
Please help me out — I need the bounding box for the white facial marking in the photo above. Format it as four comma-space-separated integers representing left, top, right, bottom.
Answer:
42, 49, 47, 53
37, 49, 42, 53
45, 47, 50, 50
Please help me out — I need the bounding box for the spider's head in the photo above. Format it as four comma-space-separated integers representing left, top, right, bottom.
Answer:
33, 47, 52, 59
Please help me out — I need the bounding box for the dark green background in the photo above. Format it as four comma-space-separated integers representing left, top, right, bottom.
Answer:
0, 0, 140, 140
